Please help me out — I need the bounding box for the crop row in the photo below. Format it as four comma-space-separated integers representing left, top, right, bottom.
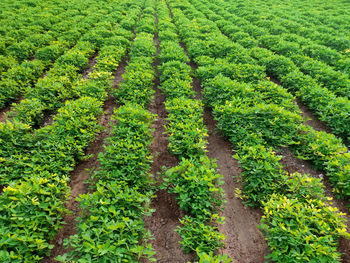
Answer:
223, 0, 350, 49
168, 0, 349, 261
188, 0, 350, 146
55, 1, 160, 261
0, 0, 141, 261
0, 0, 126, 63
157, 1, 231, 261
184, 0, 350, 199
0, 0, 119, 111
199, 0, 350, 98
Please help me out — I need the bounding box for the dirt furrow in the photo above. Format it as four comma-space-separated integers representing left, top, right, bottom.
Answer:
142, 15, 195, 262
82, 52, 99, 79
41, 56, 127, 263
295, 98, 332, 133
192, 74, 269, 262
0, 95, 23, 122
179, 35, 269, 262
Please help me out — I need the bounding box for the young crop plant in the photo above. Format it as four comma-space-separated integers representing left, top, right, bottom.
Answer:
192, 251, 232, 263
165, 98, 208, 158
177, 214, 226, 254
260, 195, 349, 263
156, 0, 231, 260
167, 1, 350, 262
162, 156, 225, 220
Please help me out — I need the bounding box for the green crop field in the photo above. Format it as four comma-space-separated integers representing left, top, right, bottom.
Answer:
0, 0, 350, 262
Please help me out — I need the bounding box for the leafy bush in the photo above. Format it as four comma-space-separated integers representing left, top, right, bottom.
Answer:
177, 215, 225, 254
56, 182, 155, 263
7, 98, 46, 126
192, 251, 232, 263
159, 40, 189, 63
35, 41, 67, 63
235, 144, 287, 206
214, 102, 302, 147
162, 156, 225, 220
260, 195, 349, 263
165, 98, 208, 157
0, 173, 70, 262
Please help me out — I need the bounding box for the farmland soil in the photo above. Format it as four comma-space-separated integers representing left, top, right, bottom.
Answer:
179, 31, 269, 261
82, 51, 98, 79
41, 56, 128, 263
142, 16, 195, 263
191, 72, 269, 262
269, 76, 334, 134
279, 147, 350, 262
295, 98, 332, 133
0, 96, 23, 122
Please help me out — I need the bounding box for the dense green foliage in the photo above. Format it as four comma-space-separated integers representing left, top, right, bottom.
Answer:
1, 0, 349, 261
157, 0, 228, 259
168, 0, 350, 261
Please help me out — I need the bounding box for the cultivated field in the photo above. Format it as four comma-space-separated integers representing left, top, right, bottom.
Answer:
0, 0, 350, 262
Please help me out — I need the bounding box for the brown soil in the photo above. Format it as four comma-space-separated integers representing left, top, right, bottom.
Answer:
295, 98, 332, 133
0, 104, 13, 122
278, 147, 350, 262
41, 56, 127, 263
0, 95, 23, 122
180, 28, 269, 261
142, 19, 195, 262
82, 52, 98, 79
192, 74, 269, 262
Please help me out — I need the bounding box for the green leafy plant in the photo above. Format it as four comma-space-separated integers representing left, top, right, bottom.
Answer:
177, 215, 225, 254
260, 195, 349, 263
162, 156, 225, 220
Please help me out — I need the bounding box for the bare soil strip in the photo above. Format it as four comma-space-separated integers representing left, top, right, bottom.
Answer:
191, 72, 269, 262
295, 98, 332, 133
279, 147, 350, 262
0, 95, 23, 122
82, 52, 99, 79
180, 35, 269, 262
142, 16, 195, 262
41, 56, 128, 263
